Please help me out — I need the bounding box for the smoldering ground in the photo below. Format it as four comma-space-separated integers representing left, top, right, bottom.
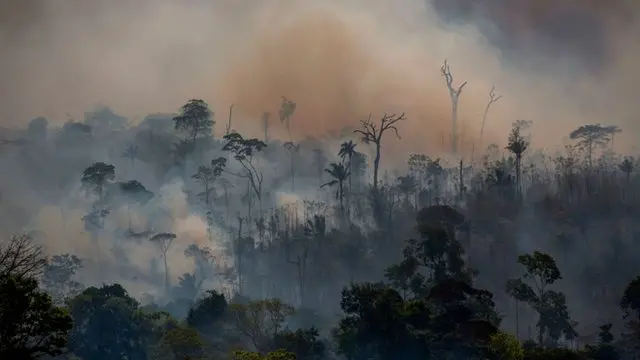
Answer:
1, 0, 639, 155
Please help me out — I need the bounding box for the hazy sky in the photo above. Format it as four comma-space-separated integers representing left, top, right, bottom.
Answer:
1, 0, 639, 155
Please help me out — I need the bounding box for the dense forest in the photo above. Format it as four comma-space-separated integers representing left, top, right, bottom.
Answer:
1, 89, 640, 360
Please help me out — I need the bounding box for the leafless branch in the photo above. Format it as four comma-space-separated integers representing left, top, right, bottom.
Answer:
0, 234, 47, 279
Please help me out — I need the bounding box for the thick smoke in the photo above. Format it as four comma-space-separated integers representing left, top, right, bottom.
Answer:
2, 0, 640, 309
2, 0, 639, 155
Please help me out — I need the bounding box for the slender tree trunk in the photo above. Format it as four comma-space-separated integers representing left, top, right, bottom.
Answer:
451, 102, 458, 154
373, 145, 381, 191
163, 254, 170, 293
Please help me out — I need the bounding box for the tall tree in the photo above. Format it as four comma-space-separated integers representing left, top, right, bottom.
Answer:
339, 140, 357, 193
321, 162, 350, 212
569, 124, 620, 168
479, 86, 502, 153
279, 97, 297, 141
173, 99, 214, 145
506, 121, 530, 196
219, 132, 268, 214
283, 141, 300, 192
441, 59, 467, 154
354, 113, 406, 192
81, 162, 116, 204
150, 232, 177, 291
192, 164, 220, 207
506, 251, 576, 346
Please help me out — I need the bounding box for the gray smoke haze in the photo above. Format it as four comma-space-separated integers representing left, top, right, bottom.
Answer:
2, 0, 639, 156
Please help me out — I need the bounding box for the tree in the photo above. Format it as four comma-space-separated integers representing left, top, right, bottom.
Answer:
479, 86, 502, 152
81, 162, 116, 204
441, 59, 467, 154
354, 113, 405, 191
279, 96, 297, 141
150, 233, 177, 291
192, 164, 221, 207
118, 180, 154, 231
312, 149, 327, 187
0, 234, 47, 279
321, 162, 350, 212
339, 140, 357, 193
569, 124, 620, 168
187, 289, 228, 336
619, 157, 634, 185
121, 143, 139, 169
150, 325, 208, 360
173, 99, 214, 144
219, 132, 268, 214
506, 121, 530, 196
229, 298, 295, 353
506, 251, 576, 346
67, 284, 156, 360
488, 331, 524, 360
41, 253, 83, 304
284, 141, 300, 192
0, 275, 72, 359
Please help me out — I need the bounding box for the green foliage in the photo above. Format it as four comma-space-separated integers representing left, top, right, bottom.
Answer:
173, 99, 214, 142
507, 251, 576, 345
150, 325, 208, 360
489, 331, 524, 360
229, 298, 296, 353
0, 275, 72, 359
233, 348, 297, 360
66, 284, 157, 360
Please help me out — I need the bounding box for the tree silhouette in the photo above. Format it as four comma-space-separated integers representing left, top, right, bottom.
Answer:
279, 97, 297, 141
479, 86, 502, 153
118, 180, 153, 230
354, 113, 405, 192
441, 59, 467, 154
149, 232, 177, 291
0, 234, 47, 279
339, 140, 357, 193
0, 275, 72, 359
220, 132, 268, 214
81, 162, 115, 204
173, 99, 214, 144
506, 251, 576, 345
619, 156, 634, 185
569, 124, 620, 168
284, 141, 300, 192
321, 162, 350, 212
506, 121, 529, 196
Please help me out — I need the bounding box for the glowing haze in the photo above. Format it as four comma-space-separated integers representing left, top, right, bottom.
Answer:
2, 0, 640, 156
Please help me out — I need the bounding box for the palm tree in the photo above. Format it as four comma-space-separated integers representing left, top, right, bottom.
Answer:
321, 162, 350, 211
505, 124, 529, 196
338, 140, 357, 192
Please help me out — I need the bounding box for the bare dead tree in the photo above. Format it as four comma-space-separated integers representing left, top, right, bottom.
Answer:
354, 113, 406, 191
479, 85, 502, 150
0, 234, 47, 279
441, 60, 467, 154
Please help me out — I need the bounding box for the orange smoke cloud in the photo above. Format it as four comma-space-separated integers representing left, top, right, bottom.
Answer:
212, 6, 495, 157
